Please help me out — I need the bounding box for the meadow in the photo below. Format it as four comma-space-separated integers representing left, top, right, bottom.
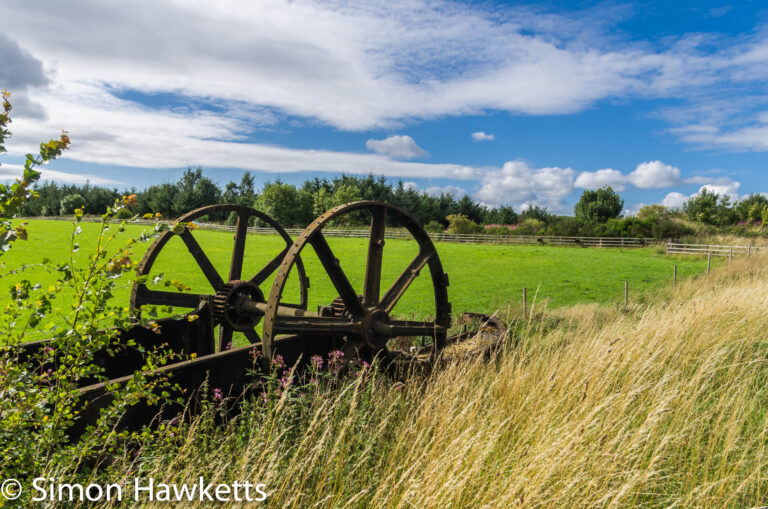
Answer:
8, 217, 767, 507
0, 219, 712, 336
87, 246, 768, 508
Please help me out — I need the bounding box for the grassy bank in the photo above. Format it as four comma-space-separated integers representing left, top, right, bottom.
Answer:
71, 252, 768, 507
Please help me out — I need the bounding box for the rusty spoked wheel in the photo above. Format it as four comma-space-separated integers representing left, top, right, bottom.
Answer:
130, 204, 308, 351
262, 201, 451, 364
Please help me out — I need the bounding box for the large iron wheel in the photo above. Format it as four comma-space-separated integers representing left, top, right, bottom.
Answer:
130, 204, 308, 351
261, 201, 451, 364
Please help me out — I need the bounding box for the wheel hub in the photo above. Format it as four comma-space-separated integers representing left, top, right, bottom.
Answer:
213, 280, 265, 331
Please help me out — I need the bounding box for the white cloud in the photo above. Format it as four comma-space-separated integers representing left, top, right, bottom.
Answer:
423, 185, 467, 198
402, 181, 419, 191
574, 168, 627, 191
661, 192, 687, 208
628, 160, 681, 189
473, 160, 575, 212
366, 135, 427, 159
3, 82, 475, 179
0, 0, 766, 183
698, 183, 741, 201
660, 179, 742, 210
471, 131, 495, 141
4, 0, 766, 136
0, 163, 123, 186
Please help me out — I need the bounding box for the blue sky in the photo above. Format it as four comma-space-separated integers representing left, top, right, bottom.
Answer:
0, 0, 767, 214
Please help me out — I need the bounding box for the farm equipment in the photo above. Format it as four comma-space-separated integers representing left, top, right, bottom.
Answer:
15, 202, 506, 436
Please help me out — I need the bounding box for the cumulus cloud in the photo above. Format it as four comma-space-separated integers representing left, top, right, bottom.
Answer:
0, 33, 49, 119
423, 185, 467, 198
0, 164, 123, 186
366, 135, 427, 159
661, 192, 687, 208
3, 82, 476, 179
660, 179, 742, 210
4, 0, 768, 136
628, 160, 682, 189
474, 160, 575, 212
699, 182, 741, 200
471, 131, 495, 141
574, 168, 627, 191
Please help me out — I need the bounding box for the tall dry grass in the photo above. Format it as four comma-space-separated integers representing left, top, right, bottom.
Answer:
102, 254, 768, 508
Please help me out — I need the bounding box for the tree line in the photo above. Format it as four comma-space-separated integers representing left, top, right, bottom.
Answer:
17, 168, 768, 238
20, 169, 519, 229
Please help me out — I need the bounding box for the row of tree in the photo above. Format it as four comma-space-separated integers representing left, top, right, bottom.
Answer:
17, 169, 768, 237
20, 169, 522, 228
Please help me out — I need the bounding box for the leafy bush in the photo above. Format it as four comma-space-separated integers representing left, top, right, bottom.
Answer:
0, 92, 179, 502
445, 214, 483, 234
424, 220, 444, 233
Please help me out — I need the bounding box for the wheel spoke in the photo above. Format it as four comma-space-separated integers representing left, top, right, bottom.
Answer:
218, 326, 233, 351
309, 232, 365, 317
179, 228, 224, 289
273, 315, 362, 336
133, 284, 207, 308
379, 250, 434, 313
229, 212, 249, 281
363, 206, 386, 306
244, 328, 261, 344
249, 245, 290, 286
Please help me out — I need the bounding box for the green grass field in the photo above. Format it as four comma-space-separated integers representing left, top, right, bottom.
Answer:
0, 219, 712, 333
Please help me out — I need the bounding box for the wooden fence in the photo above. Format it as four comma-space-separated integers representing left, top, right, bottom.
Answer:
666, 242, 764, 258
22, 216, 656, 248
206, 224, 654, 247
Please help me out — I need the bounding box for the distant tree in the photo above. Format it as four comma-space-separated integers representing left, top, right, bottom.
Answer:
457, 194, 485, 224
735, 193, 768, 222
748, 202, 764, 224
255, 180, 303, 226
172, 168, 221, 215
683, 188, 737, 225
683, 188, 719, 224
637, 204, 671, 221
574, 186, 624, 223
485, 205, 517, 225
138, 183, 177, 217
59, 193, 85, 215
762, 206, 768, 230
520, 205, 552, 225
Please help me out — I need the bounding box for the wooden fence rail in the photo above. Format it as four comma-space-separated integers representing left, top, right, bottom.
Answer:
20, 216, 656, 248
666, 242, 764, 257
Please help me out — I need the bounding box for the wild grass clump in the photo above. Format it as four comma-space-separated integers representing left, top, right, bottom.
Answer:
102, 254, 768, 508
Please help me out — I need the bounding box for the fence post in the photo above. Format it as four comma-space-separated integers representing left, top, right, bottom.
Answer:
707, 253, 711, 275
624, 281, 628, 307
523, 287, 528, 319
729, 246, 733, 264
673, 264, 677, 290
748, 244, 751, 258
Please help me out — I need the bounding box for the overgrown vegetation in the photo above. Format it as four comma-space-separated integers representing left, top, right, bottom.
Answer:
96, 249, 768, 508
0, 92, 181, 505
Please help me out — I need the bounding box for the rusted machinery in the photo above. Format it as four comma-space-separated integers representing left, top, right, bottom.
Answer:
15, 201, 506, 436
